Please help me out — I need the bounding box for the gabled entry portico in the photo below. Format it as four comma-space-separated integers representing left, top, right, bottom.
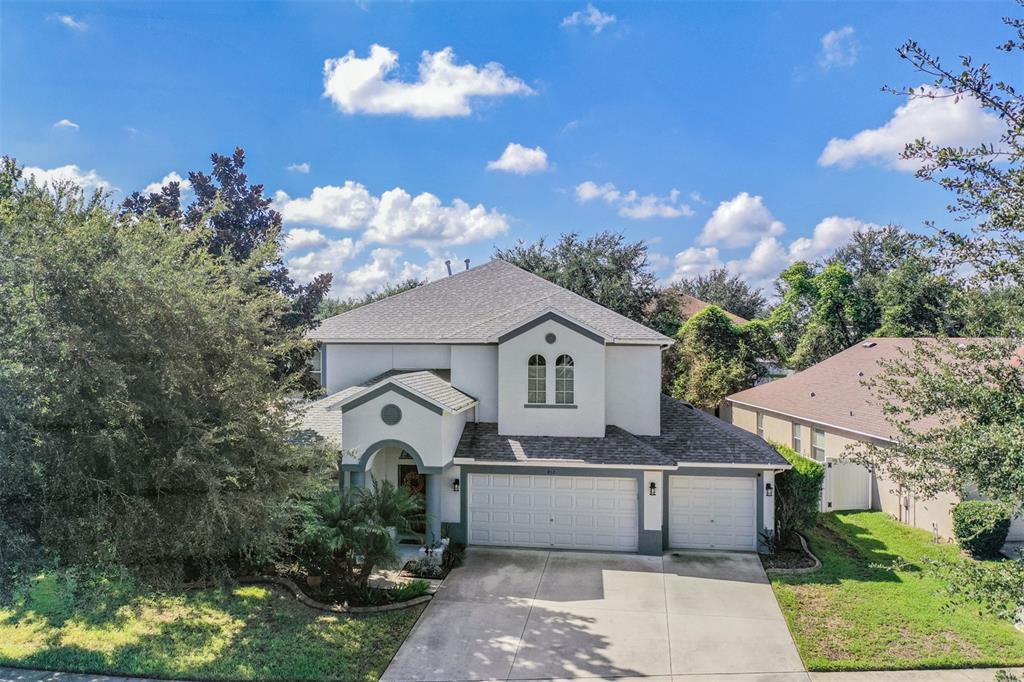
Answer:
332, 370, 477, 545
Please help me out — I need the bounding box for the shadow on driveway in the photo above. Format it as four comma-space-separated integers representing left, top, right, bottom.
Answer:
381, 547, 805, 681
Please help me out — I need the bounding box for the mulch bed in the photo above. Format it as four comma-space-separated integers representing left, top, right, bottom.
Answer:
760, 534, 820, 571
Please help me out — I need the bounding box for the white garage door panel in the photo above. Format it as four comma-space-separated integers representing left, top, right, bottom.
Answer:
468, 473, 638, 551
669, 476, 757, 551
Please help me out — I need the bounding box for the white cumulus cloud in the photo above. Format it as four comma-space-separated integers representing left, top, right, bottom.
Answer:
286, 236, 360, 285
486, 143, 549, 175
23, 164, 112, 193
671, 215, 878, 290
322, 44, 534, 118
143, 171, 192, 196
668, 247, 723, 280
52, 14, 86, 30
561, 4, 616, 33
274, 181, 377, 230
817, 26, 859, 70
53, 119, 79, 130
575, 181, 693, 219
287, 162, 311, 174
314, 248, 456, 299
698, 192, 785, 247
274, 181, 509, 252
819, 87, 1003, 171
363, 188, 509, 250
284, 228, 330, 253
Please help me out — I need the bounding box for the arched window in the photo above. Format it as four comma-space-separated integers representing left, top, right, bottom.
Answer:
527, 354, 546, 404
555, 355, 574, 405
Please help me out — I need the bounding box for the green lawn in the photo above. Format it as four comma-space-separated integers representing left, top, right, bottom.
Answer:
0, 572, 423, 681
771, 511, 1024, 671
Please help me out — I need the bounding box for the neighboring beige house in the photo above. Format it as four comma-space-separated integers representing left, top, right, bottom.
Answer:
663, 291, 749, 325
724, 338, 1023, 543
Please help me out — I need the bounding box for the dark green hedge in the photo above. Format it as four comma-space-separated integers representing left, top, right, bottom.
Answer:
952, 500, 1011, 559
773, 443, 825, 543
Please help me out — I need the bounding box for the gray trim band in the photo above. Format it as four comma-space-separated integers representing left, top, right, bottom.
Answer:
497, 311, 606, 345
523, 403, 578, 409
340, 439, 444, 474
341, 383, 445, 415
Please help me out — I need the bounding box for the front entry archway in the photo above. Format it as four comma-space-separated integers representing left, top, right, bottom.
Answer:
346, 442, 443, 546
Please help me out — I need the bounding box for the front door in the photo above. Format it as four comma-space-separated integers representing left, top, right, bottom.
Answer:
398, 463, 426, 534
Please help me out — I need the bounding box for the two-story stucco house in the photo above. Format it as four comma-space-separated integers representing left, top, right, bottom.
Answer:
299, 259, 789, 555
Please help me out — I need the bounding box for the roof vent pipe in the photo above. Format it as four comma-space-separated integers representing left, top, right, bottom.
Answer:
445, 260, 452, 276
464, 258, 471, 270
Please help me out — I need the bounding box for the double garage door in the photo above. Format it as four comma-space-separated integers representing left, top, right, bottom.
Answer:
668, 475, 757, 551
468, 473, 638, 551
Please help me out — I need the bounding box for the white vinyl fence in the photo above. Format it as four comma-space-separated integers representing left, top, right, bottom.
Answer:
820, 458, 872, 512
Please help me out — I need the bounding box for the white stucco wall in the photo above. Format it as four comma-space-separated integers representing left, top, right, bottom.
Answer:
441, 465, 461, 524
497, 318, 606, 437
323, 343, 452, 393
441, 409, 470, 460
340, 390, 448, 469
762, 470, 776, 534
605, 345, 661, 435
450, 345, 499, 422
643, 471, 662, 531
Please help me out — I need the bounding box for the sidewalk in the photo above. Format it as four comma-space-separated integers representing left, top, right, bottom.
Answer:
2, 665, 1023, 682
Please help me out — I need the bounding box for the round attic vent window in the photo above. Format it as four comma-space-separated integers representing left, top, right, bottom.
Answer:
381, 404, 402, 425
545, 332, 557, 344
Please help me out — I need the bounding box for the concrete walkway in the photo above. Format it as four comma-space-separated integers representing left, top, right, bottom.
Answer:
3, 666, 1023, 681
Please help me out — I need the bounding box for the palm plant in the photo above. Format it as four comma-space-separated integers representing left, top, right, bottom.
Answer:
315, 478, 424, 588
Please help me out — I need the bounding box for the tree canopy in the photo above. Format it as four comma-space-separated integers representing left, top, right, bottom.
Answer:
670, 306, 776, 409
495, 231, 661, 327
670, 267, 767, 320
0, 158, 332, 570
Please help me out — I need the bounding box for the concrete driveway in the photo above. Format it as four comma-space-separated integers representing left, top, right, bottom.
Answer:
382, 547, 806, 681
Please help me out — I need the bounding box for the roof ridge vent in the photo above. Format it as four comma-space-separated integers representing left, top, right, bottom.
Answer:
862, 341, 877, 348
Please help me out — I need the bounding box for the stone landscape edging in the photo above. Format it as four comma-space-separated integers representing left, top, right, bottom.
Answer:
765, 532, 822, 575
188, 574, 433, 614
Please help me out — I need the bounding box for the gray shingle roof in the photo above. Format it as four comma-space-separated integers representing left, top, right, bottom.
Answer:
639, 396, 789, 466
309, 259, 670, 344
454, 423, 677, 467
725, 338, 984, 441
453, 396, 788, 468
294, 392, 347, 448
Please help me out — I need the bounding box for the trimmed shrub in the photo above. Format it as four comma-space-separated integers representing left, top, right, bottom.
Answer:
952, 500, 1011, 559
773, 443, 825, 544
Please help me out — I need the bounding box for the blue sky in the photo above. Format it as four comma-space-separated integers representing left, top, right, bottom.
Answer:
2, 1, 1015, 297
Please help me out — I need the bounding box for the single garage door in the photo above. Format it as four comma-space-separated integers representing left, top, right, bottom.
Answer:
669, 475, 757, 551
468, 472, 638, 551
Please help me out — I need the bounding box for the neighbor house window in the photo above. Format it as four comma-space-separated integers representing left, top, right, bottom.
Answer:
792, 423, 803, 453
555, 355, 574, 404
527, 354, 546, 404
756, 412, 765, 439
309, 346, 323, 386
812, 428, 826, 460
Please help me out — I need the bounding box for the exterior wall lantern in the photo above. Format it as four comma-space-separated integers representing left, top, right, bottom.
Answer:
765, 482, 774, 497
648, 481, 657, 496
452, 478, 461, 493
